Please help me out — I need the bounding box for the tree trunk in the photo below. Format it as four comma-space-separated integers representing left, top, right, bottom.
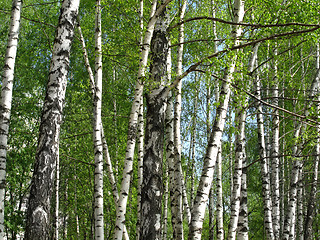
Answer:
78, 23, 129, 240
93, 1, 104, 239
227, 98, 246, 240
140, 7, 169, 239
25, 1, 79, 239
254, 68, 275, 240
188, 1, 245, 239
270, 47, 280, 240
303, 43, 320, 240
282, 69, 320, 240
172, 0, 188, 237
114, 2, 172, 238
136, 1, 144, 238
0, 0, 22, 238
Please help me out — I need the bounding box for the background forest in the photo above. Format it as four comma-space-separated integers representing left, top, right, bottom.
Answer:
0, 0, 319, 239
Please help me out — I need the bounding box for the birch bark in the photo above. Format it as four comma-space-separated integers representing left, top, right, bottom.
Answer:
172, 0, 188, 237
78, 23, 129, 240
237, 44, 259, 240
163, 46, 172, 240
136, 1, 144, 238
188, 1, 245, 238
93, 1, 104, 238
114, 2, 172, 238
282, 66, 320, 240
254, 68, 275, 240
270, 47, 280, 239
140, 7, 169, 239
0, 1, 22, 237
304, 43, 320, 240
25, 1, 79, 239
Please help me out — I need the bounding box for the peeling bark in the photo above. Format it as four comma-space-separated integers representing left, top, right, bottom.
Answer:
25, 1, 79, 239
140, 9, 169, 239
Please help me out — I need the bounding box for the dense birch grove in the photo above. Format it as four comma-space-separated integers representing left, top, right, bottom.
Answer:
0, 0, 320, 239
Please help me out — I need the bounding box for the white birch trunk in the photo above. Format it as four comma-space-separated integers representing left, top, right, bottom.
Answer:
0, 1, 22, 237
237, 43, 259, 240
304, 43, 320, 240
93, 1, 104, 238
173, 1, 188, 237
254, 70, 275, 240
282, 68, 320, 240
216, 148, 224, 240
140, 9, 169, 238
188, 2, 245, 238
136, 98, 144, 240
78, 23, 129, 240
270, 47, 280, 240
136, 1, 144, 238
114, 2, 172, 238
227, 101, 246, 240
25, 1, 79, 239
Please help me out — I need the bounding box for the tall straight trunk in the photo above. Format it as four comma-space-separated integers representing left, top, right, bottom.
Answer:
254, 69, 275, 240
25, 1, 79, 239
0, 0, 22, 238
208, 2, 217, 237
237, 44, 259, 240
304, 43, 320, 240
282, 69, 320, 240
227, 96, 246, 240
93, 1, 104, 239
114, 2, 172, 238
270, 47, 280, 239
188, 1, 245, 239
78, 24, 129, 240
163, 49, 172, 240
216, 149, 224, 240
140, 7, 169, 239
172, 1, 188, 237
136, 97, 144, 240
165, 43, 179, 239
136, 0, 144, 238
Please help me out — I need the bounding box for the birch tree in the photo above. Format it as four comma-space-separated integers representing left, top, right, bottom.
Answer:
0, 0, 22, 238
93, 0, 104, 238
140, 5, 169, 239
304, 43, 320, 240
188, 0, 245, 238
254, 66, 275, 240
114, 2, 172, 238
25, 0, 80, 239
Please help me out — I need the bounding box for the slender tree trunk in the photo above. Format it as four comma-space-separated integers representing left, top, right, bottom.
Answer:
93, 1, 104, 239
172, 1, 188, 237
0, 1, 22, 238
25, 1, 79, 239
237, 43, 259, 240
282, 68, 320, 240
136, 1, 144, 238
163, 41, 172, 240
208, 1, 217, 234
78, 23, 129, 240
140, 7, 169, 239
114, 2, 172, 238
216, 148, 224, 240
304, 43, 320, 240
227, 96, 246, 240
254, 67, 275, 240
270, 47, 280, 240
188, 1, 245, 239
